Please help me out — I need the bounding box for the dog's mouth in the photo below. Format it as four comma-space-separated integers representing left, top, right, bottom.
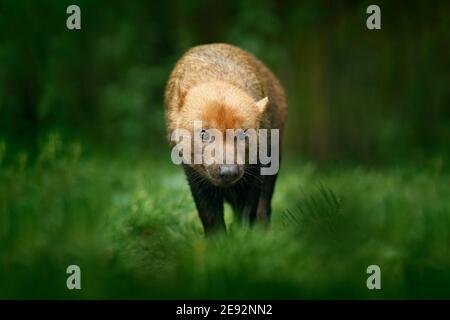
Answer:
206, 171, 243, 188
210, 178, 240, 188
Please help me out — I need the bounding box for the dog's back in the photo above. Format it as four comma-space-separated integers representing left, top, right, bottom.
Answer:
165, 43, 287, 134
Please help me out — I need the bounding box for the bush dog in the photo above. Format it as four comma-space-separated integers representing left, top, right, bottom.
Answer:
165, 43, 287, 235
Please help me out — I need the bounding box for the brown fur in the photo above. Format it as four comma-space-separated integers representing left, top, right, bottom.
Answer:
164, 43, 287, 235
165, 43, 287, 138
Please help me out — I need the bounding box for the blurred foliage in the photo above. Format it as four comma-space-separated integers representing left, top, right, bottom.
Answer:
0, 0, 448, 164
0, 2, 449, 298
0, 142, 449, 298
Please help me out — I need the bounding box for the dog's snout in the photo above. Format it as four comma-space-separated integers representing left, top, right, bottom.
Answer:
206, 164, 243, 187
219, 164, 239, 180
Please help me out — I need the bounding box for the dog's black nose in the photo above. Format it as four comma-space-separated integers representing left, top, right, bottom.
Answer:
219, 164, 239, 181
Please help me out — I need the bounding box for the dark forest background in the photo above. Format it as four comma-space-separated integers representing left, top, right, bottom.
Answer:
1, 0, 448, 166
1, 0, 450, 300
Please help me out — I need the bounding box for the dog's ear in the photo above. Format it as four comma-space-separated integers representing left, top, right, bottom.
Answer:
255, 97, 269, 114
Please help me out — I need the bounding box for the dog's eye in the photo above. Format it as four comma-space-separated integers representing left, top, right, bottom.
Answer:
237, 129, 248, 141
200, 129, 210, 142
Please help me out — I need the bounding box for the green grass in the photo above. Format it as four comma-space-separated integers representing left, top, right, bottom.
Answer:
0, 137, 449, 299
